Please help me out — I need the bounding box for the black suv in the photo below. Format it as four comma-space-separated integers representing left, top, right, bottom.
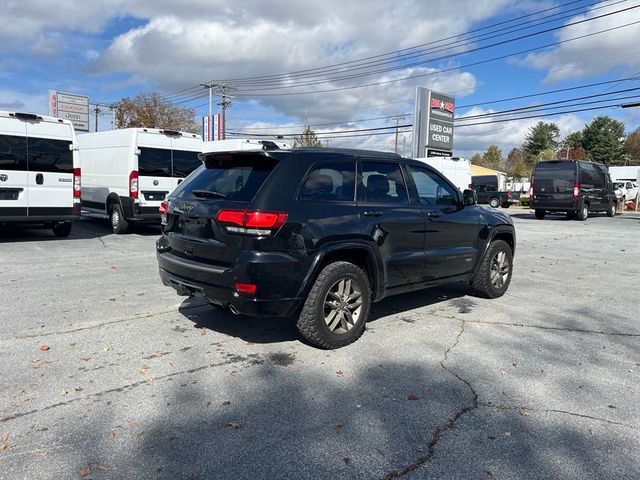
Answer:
156, 147, 516, 349
531, 160, 617, 220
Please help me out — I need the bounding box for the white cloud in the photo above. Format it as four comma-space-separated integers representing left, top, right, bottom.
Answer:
523, 1, 640, 83
0, 89, 47, 113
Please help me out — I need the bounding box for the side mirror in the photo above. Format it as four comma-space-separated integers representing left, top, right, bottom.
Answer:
463, 189, 477, 206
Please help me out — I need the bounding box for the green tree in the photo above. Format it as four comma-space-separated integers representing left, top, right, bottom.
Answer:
114, 92, 198, 132
625, 127, 640, 165
512, 160, 530, 180
470, 153, 483, 165
481, 145, 503, 170
564, 131, 583, 148
522, 121, 560, 163
294, 125, 322, 147
581, 116, 626, 166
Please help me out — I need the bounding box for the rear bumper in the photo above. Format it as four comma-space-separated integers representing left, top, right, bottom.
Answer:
156, 240, 306, 317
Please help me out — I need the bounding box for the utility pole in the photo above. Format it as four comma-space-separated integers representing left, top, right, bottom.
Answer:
93, 104, 101, 132
392, 115, 406, 154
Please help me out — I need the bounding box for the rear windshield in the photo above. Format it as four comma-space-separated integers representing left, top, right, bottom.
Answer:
28, 137, 73, 173
0, 134, 28, 171
534, 162, 575, 191
172, 149, 201, 178
173, 153, 279, 202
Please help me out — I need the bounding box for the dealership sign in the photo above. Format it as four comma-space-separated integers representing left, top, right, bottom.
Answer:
411, 88, 455, 158
49, 90, 89, 132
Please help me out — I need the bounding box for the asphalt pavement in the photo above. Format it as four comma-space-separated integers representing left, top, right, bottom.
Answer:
0, 210, 638, 479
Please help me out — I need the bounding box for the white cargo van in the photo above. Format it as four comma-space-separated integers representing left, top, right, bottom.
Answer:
77, 128, 202, 233
202, 138, 291, 153
0, 111, 80, 237
414, 156, 471, 192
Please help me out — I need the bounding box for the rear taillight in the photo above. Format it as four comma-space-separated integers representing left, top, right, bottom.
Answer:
235, 283, 257, 294
506, 191, 511, 199
129, 170, 139, 199
573, 182, 580, 199
73, 168, 81, 198
529, 184, 534, 200
216, 209, 287, 236
159, 200, 168, 225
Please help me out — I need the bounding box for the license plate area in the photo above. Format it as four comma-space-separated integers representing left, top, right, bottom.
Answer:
142, 191, 169, 201
0, 188, 22, 200
178, 216, 211, 238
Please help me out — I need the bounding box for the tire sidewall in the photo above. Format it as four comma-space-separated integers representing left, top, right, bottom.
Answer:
483, 241, 513, 298
578, 204, 589, 221
489, 198, 500, 208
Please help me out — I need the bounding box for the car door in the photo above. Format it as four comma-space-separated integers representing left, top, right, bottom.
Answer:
0, 124, 28, 219
357, 159, 425, 287
26, 122, 74, 218
405, 164, 481, 280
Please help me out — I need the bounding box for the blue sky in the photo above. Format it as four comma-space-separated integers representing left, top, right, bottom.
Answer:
1, 0, 639, 157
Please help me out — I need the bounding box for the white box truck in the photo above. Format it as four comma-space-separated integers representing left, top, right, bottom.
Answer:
414, 156, 471, 192
77, 128, 202, 233
0, 111, 80, 237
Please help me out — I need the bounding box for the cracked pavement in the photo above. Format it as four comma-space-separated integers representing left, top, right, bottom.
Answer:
0, 212, 639, 479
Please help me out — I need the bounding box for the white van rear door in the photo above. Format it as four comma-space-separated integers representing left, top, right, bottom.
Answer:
169, 140, 202, 192
138, 134, 173, 209
0, 122, 29, 218
26, 122, 74, 218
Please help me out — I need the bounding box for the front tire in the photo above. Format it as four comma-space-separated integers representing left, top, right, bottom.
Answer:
110, 203, 129, 234
52, 221, 72, 238
534, 209, 545, 220
470, 240, 513, 299
576, 203, 589, 221
607, 202, 616, 217
489, 197, 500, 208
296, 261, 370, 349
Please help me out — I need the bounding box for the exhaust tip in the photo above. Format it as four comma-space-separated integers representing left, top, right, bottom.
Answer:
229, 304, 240, 315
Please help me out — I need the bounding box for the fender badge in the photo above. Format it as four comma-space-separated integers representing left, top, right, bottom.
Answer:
153, 180, 159, 186
0, 174, 7, 182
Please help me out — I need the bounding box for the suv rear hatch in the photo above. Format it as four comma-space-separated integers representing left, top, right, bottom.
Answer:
533, 161, 577, 209
161, 152, 280, 266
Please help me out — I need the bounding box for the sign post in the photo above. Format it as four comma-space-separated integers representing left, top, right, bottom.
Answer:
411, 88, 455, 158
48, 91, 89, 132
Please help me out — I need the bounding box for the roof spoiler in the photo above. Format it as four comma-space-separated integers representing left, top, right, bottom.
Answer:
11, 112, 42, 121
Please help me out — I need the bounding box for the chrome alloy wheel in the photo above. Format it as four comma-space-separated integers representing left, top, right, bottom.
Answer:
323, 278, 363, 334
490, 251, 510, 289
111, 209, 120, 228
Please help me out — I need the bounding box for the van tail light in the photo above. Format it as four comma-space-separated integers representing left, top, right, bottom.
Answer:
529, 184, 534, 200
73, 168, 81, 198
216, 209, 288, 236
129, 170, 139, 199
159, 200, 168, 225
573, 182, 580, 199
506, 191, 511, 199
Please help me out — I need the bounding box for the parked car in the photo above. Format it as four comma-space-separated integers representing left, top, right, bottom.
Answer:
613, 181, 639, 203
471, 175, 514, 208
77, 128, 202, 233
156, 146, 516, 349
530, 160, 616, 220
0, 111, 80, 237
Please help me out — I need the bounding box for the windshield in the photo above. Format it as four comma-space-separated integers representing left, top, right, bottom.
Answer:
534, 162, 575, 192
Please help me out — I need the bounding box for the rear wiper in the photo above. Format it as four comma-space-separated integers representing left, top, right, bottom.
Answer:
192, 189, 227, 199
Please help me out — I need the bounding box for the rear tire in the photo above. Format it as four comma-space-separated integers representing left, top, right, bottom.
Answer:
470, 240, 513, 299
607, 202, 616, 217
52, 221, 72, 238
534, 209, 545, 220
110, 203, 129, 234
489, 197, 500, 208
296, 261, 370, 349
576, 203, 589, 221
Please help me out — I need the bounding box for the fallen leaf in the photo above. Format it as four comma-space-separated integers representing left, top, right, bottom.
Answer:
75, 387, 83, 392
2, 433, 9, 443
206, 401, 212, 407
108, 431, 117, 441
59, 389, 68, 396
200, 329, 206, 336
499, 368, 507, 376
70, 342, 76, 347
39, 345, 50, 351
226, 422, 241, 429
79, 465, 91, 477
504, 431, 512, 437
343, 457, 350, 464
246, 341, 255, 346
110, 266, 118, 270
222, 401, 231, 406
336, 370, 344, 376
108, 298, 117, 302
102, 346, 110, 353
34, 450, 48, 456
97, 464, 108, 471
79, 355, 92, 361
335, 424, 342, 433
139, 366, 150, 375
126, 418, 136, 426
136, 292, 146, 296
376, 447, 385, 456
407, 395, 420, 401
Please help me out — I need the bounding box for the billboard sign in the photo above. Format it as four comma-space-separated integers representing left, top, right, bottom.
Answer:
411, 88, 455, 158
202, 114, 221, 141
48, 90, 89, 132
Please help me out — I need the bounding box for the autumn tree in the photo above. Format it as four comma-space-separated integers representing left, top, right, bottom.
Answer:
581, 116, 626, 166
114, 92, 198, 132
625, 127, 640, 165
522, 121, 560, 164
470, 153, 483, 165
294, 126, 322, 147
481, 145, 503, 170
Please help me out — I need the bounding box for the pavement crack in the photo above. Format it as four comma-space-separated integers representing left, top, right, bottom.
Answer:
470, 320, 640, 337
385, 320, 478, 479
479, 402, 638, 430
96, 236, 127, 254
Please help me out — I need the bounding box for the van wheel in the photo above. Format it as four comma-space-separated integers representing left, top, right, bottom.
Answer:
470, 240, 513, 299
576, 204, 589, 221
52, 221, 72, 238
110, 204, 129, 234
534, 209, 545, 220
489, 197, 500, 208
607, 202, 616, 217
296, 261, 370, 349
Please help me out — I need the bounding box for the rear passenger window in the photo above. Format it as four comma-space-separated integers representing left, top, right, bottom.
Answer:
359, 162, 408, 204
299, 161, 356, 202
0, 134, 28, 171
28, 137, 73, 173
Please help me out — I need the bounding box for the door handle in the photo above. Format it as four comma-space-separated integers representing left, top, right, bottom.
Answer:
363, 210, 383, 217
35, 173, 44, 185
426, 211, 442, 218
